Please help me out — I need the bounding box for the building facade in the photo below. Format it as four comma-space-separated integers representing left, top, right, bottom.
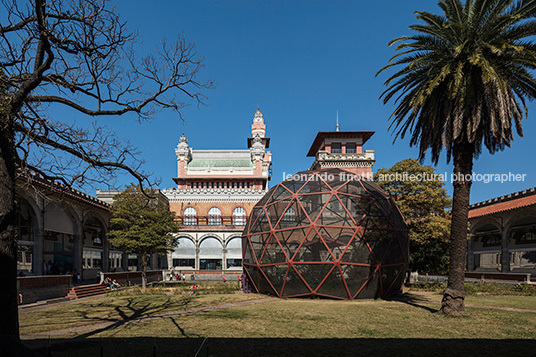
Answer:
307, 130, 375, 177
16, 172, 127, 280
468, 188, 536, 276
163, 109, 272, 272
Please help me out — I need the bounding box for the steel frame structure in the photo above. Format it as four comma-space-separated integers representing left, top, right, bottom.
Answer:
242, 168, 409, 299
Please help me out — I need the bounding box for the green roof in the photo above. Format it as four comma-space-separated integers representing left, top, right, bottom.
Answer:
188, 159, 253, 168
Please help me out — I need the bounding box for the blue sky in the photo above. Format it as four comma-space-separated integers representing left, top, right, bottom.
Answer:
98, 0, 536, 204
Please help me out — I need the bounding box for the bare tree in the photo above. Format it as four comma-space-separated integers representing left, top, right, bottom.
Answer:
0, 0, 213, 338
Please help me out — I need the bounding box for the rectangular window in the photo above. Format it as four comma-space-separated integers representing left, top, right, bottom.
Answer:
173, 258, 195, 268
226, 259, 242, 268
346, 143, 356, 153
331, 143, 342, 153
199, 259, 222, 270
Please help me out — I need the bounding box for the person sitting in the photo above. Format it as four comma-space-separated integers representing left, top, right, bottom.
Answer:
110, 279, 121, 290
102, 277, 112, 288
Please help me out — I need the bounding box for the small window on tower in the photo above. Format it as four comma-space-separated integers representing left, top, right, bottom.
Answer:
331, 143, 342, 153
346, 143, 356, 153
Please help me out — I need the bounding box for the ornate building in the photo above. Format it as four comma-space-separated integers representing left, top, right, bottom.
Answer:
162, 109, 272, 273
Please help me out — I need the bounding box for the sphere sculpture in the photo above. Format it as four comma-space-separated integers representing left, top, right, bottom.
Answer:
242, 168, 409, 299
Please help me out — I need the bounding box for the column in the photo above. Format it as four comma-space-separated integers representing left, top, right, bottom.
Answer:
501, 227, 510, 273
34, 228, 44, 275
74, 233, 83, 273
103, 236, 110, 272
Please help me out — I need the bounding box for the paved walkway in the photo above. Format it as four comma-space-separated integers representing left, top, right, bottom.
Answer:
20, 297, 277, 340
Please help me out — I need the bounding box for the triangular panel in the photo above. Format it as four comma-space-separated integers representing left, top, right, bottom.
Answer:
294, 263, 334, 292
340, 264, 378, 298
260, 265, 288, 296
260, 236, 288, 265
316, 266, 349, 299
281, 266, 311, 297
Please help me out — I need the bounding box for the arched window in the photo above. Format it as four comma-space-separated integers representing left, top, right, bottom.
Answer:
208, 207, 221, 225
199, 237, 223, 270
233, 207, 246, 225
226, 238, 242, 268
184, 207, 197, 225
172, 237, 196, 268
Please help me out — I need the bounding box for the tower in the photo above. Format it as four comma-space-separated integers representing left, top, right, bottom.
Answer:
307, 130, 375, 178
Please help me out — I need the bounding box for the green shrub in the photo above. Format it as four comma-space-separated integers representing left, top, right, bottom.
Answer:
409, 282, 536, 296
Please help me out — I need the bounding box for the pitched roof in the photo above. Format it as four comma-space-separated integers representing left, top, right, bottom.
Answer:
469, 187, 536, 218
307, 131, 375, 157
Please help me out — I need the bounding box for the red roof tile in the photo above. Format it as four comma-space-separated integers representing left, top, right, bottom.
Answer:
469, 194, 536, 218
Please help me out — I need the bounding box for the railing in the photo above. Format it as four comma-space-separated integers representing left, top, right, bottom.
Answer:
177, 215, 247, 227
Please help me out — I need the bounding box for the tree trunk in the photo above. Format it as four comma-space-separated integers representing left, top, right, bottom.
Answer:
441, 142, 474, 315
0, 113, 19, 338
141, 253, 148, 290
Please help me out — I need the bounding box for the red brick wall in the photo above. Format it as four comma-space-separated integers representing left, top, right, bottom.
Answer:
18, 275, 71, 289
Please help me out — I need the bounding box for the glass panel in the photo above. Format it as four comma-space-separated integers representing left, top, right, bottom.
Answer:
199, 237, 222, 258
199, 259, 222, 270
208, 207, 221, 225
226, 258, 242, 268
233, 207, 246, 225
184, 207, 197, 225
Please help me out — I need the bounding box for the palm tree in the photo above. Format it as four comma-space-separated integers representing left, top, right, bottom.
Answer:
378, 0, 536, 315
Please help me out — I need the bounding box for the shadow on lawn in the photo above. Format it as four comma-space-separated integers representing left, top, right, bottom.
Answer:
24, 337, 536, 357
385, 292, 440, 313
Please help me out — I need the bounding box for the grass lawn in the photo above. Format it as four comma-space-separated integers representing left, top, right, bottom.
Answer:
20, 282, 536, 356
19, 282, 261, 334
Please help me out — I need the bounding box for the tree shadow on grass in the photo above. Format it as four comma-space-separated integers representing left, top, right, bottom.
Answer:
25, 337, 536, 357
385, 292, 440, 313
69, 296, 196, 339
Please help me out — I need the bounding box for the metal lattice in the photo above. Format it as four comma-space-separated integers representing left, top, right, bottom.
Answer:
242, 168, 409, 299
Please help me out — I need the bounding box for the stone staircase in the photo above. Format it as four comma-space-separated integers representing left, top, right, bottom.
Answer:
66, 284, 106, 299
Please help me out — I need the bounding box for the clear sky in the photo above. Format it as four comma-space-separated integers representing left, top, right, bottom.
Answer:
97, 0, 536, 204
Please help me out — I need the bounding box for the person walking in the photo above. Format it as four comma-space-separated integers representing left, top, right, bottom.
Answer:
192, 282, 198, 296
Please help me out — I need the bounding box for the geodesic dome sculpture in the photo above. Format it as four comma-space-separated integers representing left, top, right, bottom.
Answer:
242, 168, 409, 299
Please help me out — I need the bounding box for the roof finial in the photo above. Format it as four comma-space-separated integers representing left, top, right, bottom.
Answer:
336, 110, 339, 132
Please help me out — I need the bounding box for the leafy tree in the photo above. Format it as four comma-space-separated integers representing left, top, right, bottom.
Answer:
375, 159, 451, 276
377, 0, 536, 314
0, 0, 212, 337
109, 185, 180, 290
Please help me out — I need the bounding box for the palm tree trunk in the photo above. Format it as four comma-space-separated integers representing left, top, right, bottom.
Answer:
441, 142, 474, 315
0, 114, 20, 338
